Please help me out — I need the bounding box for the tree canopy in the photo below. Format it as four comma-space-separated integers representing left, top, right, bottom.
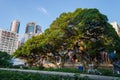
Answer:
0, 51, 11, 67
13, 8, 120, 66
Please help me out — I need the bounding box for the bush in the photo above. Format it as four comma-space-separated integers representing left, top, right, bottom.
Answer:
43, 67, 82, 73
0, 51, 11, 67
27, 66, 44, 70
0, 70, 83, 80
97, 68, 113, 76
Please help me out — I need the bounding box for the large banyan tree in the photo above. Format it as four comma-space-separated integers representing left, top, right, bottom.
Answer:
13, 8, 120, 67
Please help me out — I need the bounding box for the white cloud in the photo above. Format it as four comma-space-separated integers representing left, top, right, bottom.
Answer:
37, 7, 48, 15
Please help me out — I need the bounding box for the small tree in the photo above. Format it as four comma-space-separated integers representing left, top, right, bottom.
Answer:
0, 51, 11, 67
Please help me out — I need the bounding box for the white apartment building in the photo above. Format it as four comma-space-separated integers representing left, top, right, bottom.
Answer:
0, 29, 19, 55
110, 22, 120, 34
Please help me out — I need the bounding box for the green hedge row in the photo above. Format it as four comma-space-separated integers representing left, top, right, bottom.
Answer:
9, 66, 82, 73
0, 70, 94, 80
0, 70, 75, 80
5, 65, 120, 77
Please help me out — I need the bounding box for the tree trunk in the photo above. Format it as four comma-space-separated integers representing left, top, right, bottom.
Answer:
61, 56, 65, 68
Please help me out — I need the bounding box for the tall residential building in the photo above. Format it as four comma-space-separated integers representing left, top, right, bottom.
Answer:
23, 22, 42, 43
0, 29, 19, 55
10, 20, 20, 33
110, 22, 120, 36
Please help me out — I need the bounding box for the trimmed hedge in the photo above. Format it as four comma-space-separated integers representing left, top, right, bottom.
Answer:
43, 67, 83, 73
0, 70, 75, 80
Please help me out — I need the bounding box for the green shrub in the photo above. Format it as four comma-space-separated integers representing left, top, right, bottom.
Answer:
0, 70, 80, 80
43, 67, 82, 73
0, 51, 12, 68
97, 68, 113, 76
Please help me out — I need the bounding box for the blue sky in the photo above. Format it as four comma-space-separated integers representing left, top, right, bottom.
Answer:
0, 0, 120, 38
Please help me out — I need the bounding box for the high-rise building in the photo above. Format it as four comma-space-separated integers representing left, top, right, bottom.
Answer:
10, 20, 20, 33
25, 22, 42, 34
36, 25, 42, 34
25, 22, 36, 34
0, 29, 19, 55
23, 22, 42, 43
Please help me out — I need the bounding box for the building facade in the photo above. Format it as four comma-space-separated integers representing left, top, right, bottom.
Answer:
110, 22, 120, 36
10, 20, 20, 33
0, 29, 19, 55
25, 22, 36, 34
36, 25, 42, 34
22, 22, 42, 43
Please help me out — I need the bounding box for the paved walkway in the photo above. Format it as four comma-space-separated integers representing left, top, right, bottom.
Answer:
0, 68, 119, 80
